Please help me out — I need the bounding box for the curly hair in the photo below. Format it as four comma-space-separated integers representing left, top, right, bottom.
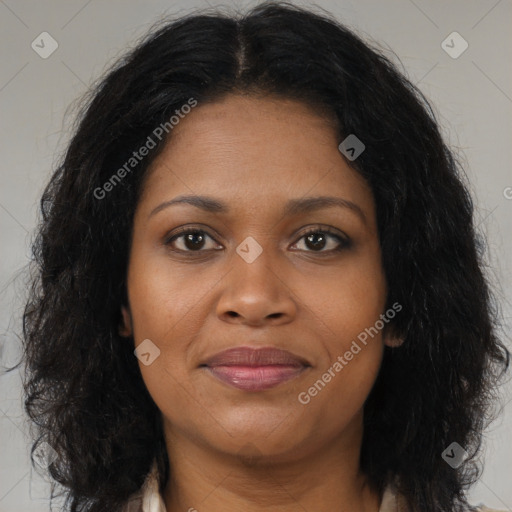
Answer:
19, 2, 509, 511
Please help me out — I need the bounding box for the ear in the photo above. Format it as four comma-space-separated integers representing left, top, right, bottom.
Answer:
383, 326, 405, 348
384, 335, 405, 348
119, 305, 133, 337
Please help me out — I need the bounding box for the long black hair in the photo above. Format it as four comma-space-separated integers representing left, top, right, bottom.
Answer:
20, 2, 509, 511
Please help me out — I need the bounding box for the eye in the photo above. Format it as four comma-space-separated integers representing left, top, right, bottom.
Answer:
164, 226, 351, 255
291, 227, 350, 253
164, 227, 221, 252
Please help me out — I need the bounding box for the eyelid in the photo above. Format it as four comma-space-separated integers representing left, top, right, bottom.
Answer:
163, 224, 223, 245
290, 226, 350, 251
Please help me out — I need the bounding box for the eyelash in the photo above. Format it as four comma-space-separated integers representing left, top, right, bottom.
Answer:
164, 226, 351, 255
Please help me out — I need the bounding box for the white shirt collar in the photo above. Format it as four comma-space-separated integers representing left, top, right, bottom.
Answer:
123, 460, 166, 512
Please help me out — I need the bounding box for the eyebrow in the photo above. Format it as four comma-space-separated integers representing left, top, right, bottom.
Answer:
149, 194, 367, 224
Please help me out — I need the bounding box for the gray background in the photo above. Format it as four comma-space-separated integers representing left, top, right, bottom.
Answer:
0, 0, 511, 510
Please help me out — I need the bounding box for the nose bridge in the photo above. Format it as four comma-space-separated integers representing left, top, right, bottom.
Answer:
215, 233, 295, 323
231, 234, 281, 296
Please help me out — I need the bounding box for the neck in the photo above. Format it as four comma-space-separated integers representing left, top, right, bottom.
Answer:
162, 416, 382, 512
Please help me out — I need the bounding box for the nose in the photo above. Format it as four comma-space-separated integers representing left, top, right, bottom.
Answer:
215, 243, 297, 327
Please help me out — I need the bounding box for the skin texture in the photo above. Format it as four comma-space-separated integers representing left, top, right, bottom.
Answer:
119, 94, 401, 512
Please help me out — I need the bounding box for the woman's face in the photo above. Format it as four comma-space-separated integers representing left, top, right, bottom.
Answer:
120, 93, 391, 461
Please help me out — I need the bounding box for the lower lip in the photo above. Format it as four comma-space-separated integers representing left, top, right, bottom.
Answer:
205, 365, 307, 391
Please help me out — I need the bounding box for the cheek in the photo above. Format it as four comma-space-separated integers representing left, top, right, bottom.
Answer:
126, 250, 212, 341
125, 251, 227, 404
297, 342, 383, 443
125, 255, 190, 398
299, 283, 385, 422
304, 252, 387, 339
296, 251, 386, 402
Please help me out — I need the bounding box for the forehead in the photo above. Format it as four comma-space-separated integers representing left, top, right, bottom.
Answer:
138, 94, 374, 221
162, 93, 339, 157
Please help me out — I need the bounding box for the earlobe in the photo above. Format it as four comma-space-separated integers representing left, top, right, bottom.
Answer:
383, 326, 405, 348
384, 335, 405, 348
119, 305, 133, 337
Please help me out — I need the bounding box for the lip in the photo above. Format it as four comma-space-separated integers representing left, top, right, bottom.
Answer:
205, 365, 308, 391
201, 347, 311, 391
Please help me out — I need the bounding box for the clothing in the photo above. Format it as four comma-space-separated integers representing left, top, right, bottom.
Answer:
122, 460, 505, 512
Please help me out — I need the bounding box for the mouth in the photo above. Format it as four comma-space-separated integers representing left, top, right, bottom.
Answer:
200, 346, 311, 392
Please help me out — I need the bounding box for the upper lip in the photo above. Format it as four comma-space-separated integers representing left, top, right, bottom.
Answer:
201, 346, 311, 367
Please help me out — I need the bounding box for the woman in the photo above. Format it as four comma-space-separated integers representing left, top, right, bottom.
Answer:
21, 2, 509, 511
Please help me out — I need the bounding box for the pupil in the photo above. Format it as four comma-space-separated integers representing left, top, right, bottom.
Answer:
185, 231, 204, 250
306, 233, 325, 250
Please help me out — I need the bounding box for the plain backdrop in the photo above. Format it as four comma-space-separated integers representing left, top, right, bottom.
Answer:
0, 1, 511, 510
